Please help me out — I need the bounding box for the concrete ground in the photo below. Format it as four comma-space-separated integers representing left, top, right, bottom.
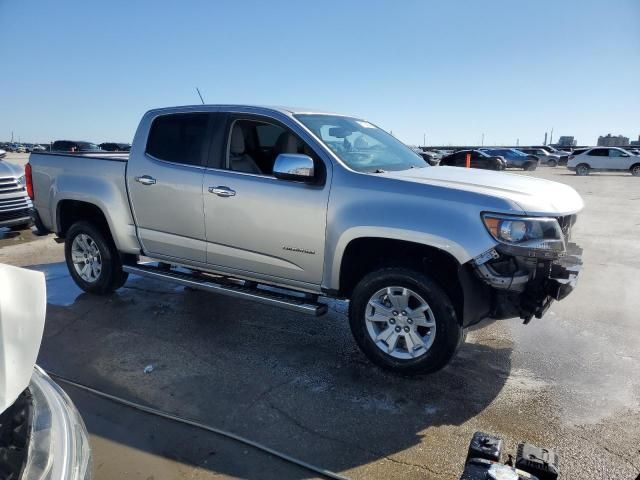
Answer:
1, 155, 639, 479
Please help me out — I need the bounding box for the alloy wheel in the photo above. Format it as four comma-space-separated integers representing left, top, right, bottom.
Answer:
71, 233, 102, 283
365, 286, 436, 360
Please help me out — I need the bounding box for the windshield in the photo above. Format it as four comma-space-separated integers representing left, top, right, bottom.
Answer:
295, 114, 426, 172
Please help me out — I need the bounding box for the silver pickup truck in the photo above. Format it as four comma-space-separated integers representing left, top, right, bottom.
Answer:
28, 105, 584, 374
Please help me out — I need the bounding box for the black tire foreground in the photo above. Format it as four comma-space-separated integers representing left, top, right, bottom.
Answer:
348, 267, 462, 375
65, 221, 128, 294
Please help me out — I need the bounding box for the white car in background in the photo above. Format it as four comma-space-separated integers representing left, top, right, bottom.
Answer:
0, 264, 92, 479
567, 147, 640, 176
0, 149, 6, 159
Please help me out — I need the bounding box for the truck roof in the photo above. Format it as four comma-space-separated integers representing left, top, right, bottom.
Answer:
144, 104, 353, 118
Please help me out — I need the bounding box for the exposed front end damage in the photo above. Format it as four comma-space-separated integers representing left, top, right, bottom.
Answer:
473, 215, 583, 323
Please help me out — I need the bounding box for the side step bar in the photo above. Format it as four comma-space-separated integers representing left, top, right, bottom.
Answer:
123, 264, 328, 316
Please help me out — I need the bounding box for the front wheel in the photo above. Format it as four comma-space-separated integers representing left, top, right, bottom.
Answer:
547, 159, 558, 167
65, 221, 128, 294
524, 162, 537, 171
348, 268, 462, 375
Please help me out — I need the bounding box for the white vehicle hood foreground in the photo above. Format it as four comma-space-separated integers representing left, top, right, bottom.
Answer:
0, 264, 46, 412
383, 166, 584, 216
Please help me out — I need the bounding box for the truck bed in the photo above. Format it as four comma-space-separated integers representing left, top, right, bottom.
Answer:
28, 151, 140, 254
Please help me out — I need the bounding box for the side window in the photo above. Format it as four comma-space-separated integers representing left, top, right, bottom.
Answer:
146, 113, 209, 166
587, 148, 607, 157
226, 118, 317, 176
608, 149, 623, 157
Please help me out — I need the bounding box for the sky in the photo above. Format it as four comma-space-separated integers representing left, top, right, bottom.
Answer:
0, 0, 638, 146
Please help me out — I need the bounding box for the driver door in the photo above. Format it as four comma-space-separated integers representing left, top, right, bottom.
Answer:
202, 114, 331, 286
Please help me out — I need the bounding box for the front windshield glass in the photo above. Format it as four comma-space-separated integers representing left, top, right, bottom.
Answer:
295, 114, 426, 172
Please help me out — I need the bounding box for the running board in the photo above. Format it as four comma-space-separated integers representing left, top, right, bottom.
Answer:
123, 264, 327, 316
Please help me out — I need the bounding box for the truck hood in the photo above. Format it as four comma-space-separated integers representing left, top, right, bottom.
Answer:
0, 265, 47, 413
0, 160, 24, 178
382, 166, 584, 215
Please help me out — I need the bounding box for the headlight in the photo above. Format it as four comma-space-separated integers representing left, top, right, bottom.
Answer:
482, 213, 565, 255
17, 175, 26, 186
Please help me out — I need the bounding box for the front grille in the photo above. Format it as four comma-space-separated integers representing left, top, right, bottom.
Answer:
0, 176, 25, 195
0, 207, 31, 221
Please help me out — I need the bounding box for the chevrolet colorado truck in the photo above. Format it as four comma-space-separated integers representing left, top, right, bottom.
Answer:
27, 105, 583, 374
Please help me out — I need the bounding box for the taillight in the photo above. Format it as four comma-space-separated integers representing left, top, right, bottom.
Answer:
25, 163, 34, 199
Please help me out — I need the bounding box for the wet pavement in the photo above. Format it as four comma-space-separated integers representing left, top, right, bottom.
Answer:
1, 167, 639, 479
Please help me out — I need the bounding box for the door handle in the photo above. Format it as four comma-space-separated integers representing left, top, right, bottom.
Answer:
135, 175, 156, 186
208, 186, 236, 197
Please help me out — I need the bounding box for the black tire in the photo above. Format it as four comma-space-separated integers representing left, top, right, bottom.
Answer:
524, 162, 537, 171
547, 159, 558, 167
576, 163, 590, 176
494, 160, 505, 171
65, 221, 128, 294
348, 267, 462, 375
631, 163, 640, 177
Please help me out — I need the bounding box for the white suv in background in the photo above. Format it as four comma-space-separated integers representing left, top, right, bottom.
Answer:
567, 147, 640, 176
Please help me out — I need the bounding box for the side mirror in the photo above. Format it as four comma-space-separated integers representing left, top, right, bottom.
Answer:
273, 154, 315, 182
621, 153, 629, 157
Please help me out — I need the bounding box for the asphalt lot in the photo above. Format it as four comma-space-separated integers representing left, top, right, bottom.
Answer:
1, 154, 639, 479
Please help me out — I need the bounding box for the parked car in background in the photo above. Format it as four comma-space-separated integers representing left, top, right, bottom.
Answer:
0, 264, 92, 480
559, 148, 589, 167
0, 160, 33, 230
519, 148, 560, 167
52, 140, 103, 152
412, 148, 439, 166
31, 144, 47, 152
567, 147, 640, 176
99, 142, 132, 152
480, 148, 538, 170
15, 145, 27, 153
439, 149, 506, 170
0, 148, 6, 159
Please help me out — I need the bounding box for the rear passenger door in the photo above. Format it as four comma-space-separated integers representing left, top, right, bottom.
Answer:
606, 148, 631, 170
127, 112, 218, 263
586, 148, 608, 169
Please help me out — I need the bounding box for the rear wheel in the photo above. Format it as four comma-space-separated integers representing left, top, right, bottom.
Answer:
524, 162, 537, 171
576, 163, 590, 176
547, 159, 558, 167
65, 221, 128, 294
348, 267, 462, 375
631, 164, 640, 176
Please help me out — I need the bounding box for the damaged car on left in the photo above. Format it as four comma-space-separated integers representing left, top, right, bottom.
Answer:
0, 264, 92, 480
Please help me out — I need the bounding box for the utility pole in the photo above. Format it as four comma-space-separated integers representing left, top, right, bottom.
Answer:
423, 133, 426, 147
516, 138, 519, 146
544, 132, 548, 145
11, 131, 14, 143
550, 127, 554, 145
481, 133, 485, 146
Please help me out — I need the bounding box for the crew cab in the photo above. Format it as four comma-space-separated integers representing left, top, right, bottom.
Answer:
27, 105, 584, 374
567, 147, 640, 176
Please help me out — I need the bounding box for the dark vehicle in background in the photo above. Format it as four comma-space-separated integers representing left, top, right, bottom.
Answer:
412, 147, 439, 166
99, 142, 131, 152
480, 148, 538, 170
559, 147, 589, 166
52, 140, 103, 152
439, 149, 506, 170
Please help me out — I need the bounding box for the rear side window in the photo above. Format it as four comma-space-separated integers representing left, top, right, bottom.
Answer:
587, 148, 607, 156
146, 113, 208, 166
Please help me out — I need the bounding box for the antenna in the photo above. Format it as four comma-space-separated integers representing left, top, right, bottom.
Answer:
196, 87, 205, 105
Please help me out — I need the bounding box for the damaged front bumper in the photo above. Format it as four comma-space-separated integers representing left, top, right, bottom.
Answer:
473, 241, 583, 323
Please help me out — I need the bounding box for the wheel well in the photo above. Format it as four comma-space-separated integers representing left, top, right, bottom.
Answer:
339, 237, 464, 322
576, 162, 590, 167
630, 163, 640, 170
57, 200, 111, 238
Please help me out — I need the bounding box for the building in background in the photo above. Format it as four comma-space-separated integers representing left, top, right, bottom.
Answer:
557, 136, 577, 147
630, 135, 640, 147
597, 134, 630, 147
